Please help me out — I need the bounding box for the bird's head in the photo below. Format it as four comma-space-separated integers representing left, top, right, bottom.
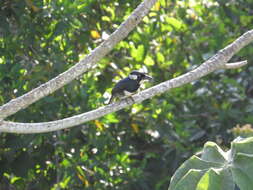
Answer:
128, 70, 153, 82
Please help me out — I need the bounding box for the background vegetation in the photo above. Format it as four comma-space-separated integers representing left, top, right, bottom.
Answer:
0, 0, 253, 189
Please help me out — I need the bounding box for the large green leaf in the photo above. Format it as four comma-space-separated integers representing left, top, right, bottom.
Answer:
169, 137, 253, 190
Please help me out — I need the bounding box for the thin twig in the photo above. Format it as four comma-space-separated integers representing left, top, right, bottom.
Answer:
224, 60, 248, 69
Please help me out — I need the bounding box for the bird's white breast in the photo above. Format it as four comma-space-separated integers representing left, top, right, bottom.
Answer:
123, 90, 133, 96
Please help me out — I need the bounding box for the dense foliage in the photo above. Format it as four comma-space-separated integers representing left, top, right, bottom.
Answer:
0, 0, 252, 189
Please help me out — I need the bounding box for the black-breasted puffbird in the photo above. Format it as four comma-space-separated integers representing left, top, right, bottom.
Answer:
107, 70, 152, 104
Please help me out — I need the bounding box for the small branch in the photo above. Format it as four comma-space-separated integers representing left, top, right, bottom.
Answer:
0, 29, 252, 134
0, 0, 158, 120
224, 60, 247, 69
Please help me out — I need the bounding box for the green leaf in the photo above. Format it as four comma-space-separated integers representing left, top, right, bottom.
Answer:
130, 44, 145, 62
144, 55, 155, 66
201, 142, 226, 163
174, 169, 205, 190
231, 137, 253, 155
165, 17, 186, 31
196, 169, 220, 190
169, 137, 253, 190
169, 156, 222, 190
232, 153, 253, 190
60, 176, 71, 188
10, 176, 22, 184
196, 168, 234, 190
103, 113, 119, 123
157, 52, 165, 63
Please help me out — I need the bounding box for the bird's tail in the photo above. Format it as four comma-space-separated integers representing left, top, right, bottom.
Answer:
106, 95, 114, 105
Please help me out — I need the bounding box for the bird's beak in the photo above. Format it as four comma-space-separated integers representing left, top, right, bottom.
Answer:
144, 74, 153, 81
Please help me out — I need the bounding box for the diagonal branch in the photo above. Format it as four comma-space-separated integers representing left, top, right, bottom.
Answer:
0, 0, 158, 120
1, 29, 252, 134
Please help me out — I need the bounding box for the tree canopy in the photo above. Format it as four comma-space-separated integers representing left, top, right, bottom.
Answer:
0, 0, 253, 189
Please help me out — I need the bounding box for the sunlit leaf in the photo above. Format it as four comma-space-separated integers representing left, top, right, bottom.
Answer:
90, 30, 101, 39
131, 123, 139, 133
144, 55, 155, 66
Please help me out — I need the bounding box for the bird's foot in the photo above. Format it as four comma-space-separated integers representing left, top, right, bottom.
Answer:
124, 96, 135, 104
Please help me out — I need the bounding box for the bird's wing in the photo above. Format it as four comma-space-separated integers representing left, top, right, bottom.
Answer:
112, 78, 130, 93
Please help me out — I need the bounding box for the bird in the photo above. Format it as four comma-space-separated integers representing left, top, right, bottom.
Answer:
107, 70, 152, 104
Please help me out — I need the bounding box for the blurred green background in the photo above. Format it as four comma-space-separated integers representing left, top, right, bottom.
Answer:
0, 0, 253, 189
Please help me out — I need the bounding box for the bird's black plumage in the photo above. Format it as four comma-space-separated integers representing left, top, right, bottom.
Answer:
107, 71, 152, 104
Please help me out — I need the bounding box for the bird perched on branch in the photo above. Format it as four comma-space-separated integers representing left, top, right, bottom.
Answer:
107, 70, 152, 104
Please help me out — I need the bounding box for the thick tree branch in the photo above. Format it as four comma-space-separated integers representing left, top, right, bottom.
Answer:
0, 30, 252, 134
0, 0, 158, 120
